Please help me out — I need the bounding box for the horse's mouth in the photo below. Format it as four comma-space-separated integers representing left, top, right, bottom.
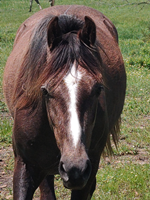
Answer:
62, 179, 87, 190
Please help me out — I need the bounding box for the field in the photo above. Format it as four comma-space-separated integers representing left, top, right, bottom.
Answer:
0, 0, 150, 199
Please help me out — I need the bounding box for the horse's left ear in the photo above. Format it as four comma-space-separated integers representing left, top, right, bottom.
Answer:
79, 16, 96, 46
47, 16, 62, 51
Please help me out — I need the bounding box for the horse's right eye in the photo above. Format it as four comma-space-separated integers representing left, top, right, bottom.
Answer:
41, 86, 54, 99
41, 86, 49, 96
42, 88, 48, 96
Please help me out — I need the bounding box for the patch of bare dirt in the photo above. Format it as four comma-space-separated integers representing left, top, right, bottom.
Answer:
0, 146, 13, 199
103, 148, 150, 167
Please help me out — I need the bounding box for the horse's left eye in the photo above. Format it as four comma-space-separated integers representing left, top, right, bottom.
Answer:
92, 84, 103, 97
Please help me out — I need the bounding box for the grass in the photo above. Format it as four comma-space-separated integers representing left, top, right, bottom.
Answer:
0, 0, 150, 199
94, 163, 150, 199
0, 118, 12, 144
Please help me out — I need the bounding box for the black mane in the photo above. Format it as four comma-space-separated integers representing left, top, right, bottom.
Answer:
58, 14, 84, 34
15, 14, 103, 107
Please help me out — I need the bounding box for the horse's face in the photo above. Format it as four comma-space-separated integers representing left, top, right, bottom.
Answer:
42, 64, 102, 189
40, 15, 104, 190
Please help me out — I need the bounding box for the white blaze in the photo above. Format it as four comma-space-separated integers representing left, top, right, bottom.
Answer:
64, 64, 82, 147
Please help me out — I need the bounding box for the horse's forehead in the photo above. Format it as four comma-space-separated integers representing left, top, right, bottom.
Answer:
63, 64, 82, 147
64, 64, 95, 88
63, 64, 96, 147
64, 64, 82, 86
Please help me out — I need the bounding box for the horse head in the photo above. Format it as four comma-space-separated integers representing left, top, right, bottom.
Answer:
41, 16, 104, 189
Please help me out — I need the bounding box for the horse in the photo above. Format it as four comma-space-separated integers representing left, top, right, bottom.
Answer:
3, 5, 126, 200
29, 0, 54, 12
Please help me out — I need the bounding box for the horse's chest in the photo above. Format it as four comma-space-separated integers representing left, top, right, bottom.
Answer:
14, 126, 60, 173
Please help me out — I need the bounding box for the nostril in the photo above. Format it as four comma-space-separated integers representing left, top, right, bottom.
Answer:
59, 159, 91, 189
83, 160, 91, 179
59, 162, 69, 182
60, 162, 66, 173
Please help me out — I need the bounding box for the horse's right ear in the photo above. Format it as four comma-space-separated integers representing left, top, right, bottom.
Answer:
47, 16, 62, 51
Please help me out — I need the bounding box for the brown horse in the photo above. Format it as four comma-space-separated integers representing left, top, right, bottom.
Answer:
29, 0, 54, 12
3, 5, 126, 200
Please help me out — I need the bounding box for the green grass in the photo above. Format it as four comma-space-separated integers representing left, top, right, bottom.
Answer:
0, 118, 12, 144
94, 163, 150, 199
0, 0, 150, 199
